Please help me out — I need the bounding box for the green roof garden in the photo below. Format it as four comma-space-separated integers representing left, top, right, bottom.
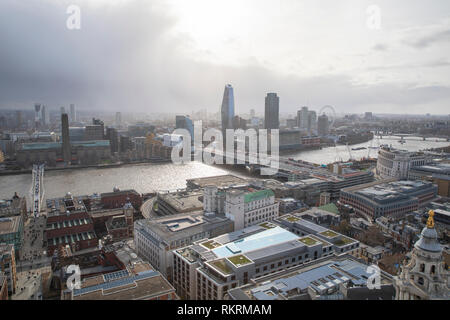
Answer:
201, 240, 221, 250
210, 259, 233, 274
244, 189, 275, 203
227, 255, 252, 267
320, 230, 339, 238
283, 215, 300, 222
333, 236, 356, 246
299, 236, 318, 246
259, 222, 276, 229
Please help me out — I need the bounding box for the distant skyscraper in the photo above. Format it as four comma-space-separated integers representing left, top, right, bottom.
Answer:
307, 110, 317, 133
317, 114, 329, 136
34, 103, 41, 129
70, 104, 76, 123
60, 106, 66, 115
175, 115, 194, 140
41, 105, 47, 126
221, 84, 235, 131
16, 110, 22, 128
115, 112, 122, 128
297, 106, 309, 129
61, 113, 71, 164
250, 109, 255, 118
264, 93, 279, 130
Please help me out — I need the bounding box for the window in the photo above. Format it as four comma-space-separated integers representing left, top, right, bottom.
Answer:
418, 277, 424, 285
431, 265, 436, 275
420, 264, 425, 273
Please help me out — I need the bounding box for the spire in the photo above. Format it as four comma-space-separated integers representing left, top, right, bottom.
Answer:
426, 210, 435, 229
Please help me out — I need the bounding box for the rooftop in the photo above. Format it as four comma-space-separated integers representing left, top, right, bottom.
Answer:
186, 175, 248, 189
211, 226, 298, 258
72, 263, 175, 300
0, 216, 21, 235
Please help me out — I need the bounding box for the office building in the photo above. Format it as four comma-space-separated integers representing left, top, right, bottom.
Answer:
275, 214, 360, 255
203, 186, 279, 230
70, 104, 76, 123
115, 112, 122, 128
173, 224, 335, 300
34, 103, 41, 129
221, 84, 235, 131
264, 93, 279, 130
44, 192, 98, 256
0, 216, 23, 252
376, 146, 431, 179
317, 114, 329, 136
134, 212, 233, 280
106, 127, 119, 153
297, 107, 309, 129
41, 105, 47, 126
0, 243, 17, 295
61, 113, 71, 164
340, 180, 437, 221
408, 163, 450, 197
307, 110, 317, 133
227, 256, 394, 300
62, 261, 177, 300
60, 106, 66, 115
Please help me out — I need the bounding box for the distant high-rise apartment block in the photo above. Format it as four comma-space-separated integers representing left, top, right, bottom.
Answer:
60, 106, 66, 115
115, 112, 122, 128
41, 105, 47, 126
307, 110, 317, 133
264, 93, 279, 130
317, 114, 329, 136
297, 106, 309, 129
34, 103, 41, 128
250, 109, 255, 118
221, 84, 235, 131
70, 104, 76, 122
61, 113, 71, 164
15, 110, 22, 127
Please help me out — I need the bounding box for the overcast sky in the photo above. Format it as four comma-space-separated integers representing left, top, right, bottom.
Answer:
1, 0, 449, 115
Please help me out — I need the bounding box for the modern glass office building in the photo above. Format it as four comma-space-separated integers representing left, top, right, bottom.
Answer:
221, 84, 235, 131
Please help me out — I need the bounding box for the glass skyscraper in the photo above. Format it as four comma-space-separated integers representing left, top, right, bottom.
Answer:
221, 84, 235, 131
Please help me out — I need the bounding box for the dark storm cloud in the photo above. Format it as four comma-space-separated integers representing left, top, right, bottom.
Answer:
0, 0, 449, 114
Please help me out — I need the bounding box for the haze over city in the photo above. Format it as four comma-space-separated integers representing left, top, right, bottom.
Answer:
1, 0, 450, 114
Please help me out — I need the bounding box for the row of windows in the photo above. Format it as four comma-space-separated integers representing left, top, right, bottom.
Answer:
47, 218, 90, 230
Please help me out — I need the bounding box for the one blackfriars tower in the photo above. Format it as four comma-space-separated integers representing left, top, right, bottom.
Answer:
264, 93, 279, 130
221, 84, 235, 132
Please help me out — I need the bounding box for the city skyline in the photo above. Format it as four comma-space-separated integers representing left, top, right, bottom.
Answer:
0, 0, 450, 115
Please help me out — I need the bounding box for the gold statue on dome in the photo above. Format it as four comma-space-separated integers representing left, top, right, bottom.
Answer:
426, 210, 435, 229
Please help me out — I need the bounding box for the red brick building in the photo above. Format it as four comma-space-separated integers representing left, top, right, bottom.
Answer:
100, 189, 142, 209
45, 210, 98, 256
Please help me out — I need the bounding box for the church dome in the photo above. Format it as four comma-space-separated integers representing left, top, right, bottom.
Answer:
414, 210, 441, 253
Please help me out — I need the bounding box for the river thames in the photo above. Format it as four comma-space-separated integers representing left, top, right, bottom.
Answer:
0, 136, 448, 201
